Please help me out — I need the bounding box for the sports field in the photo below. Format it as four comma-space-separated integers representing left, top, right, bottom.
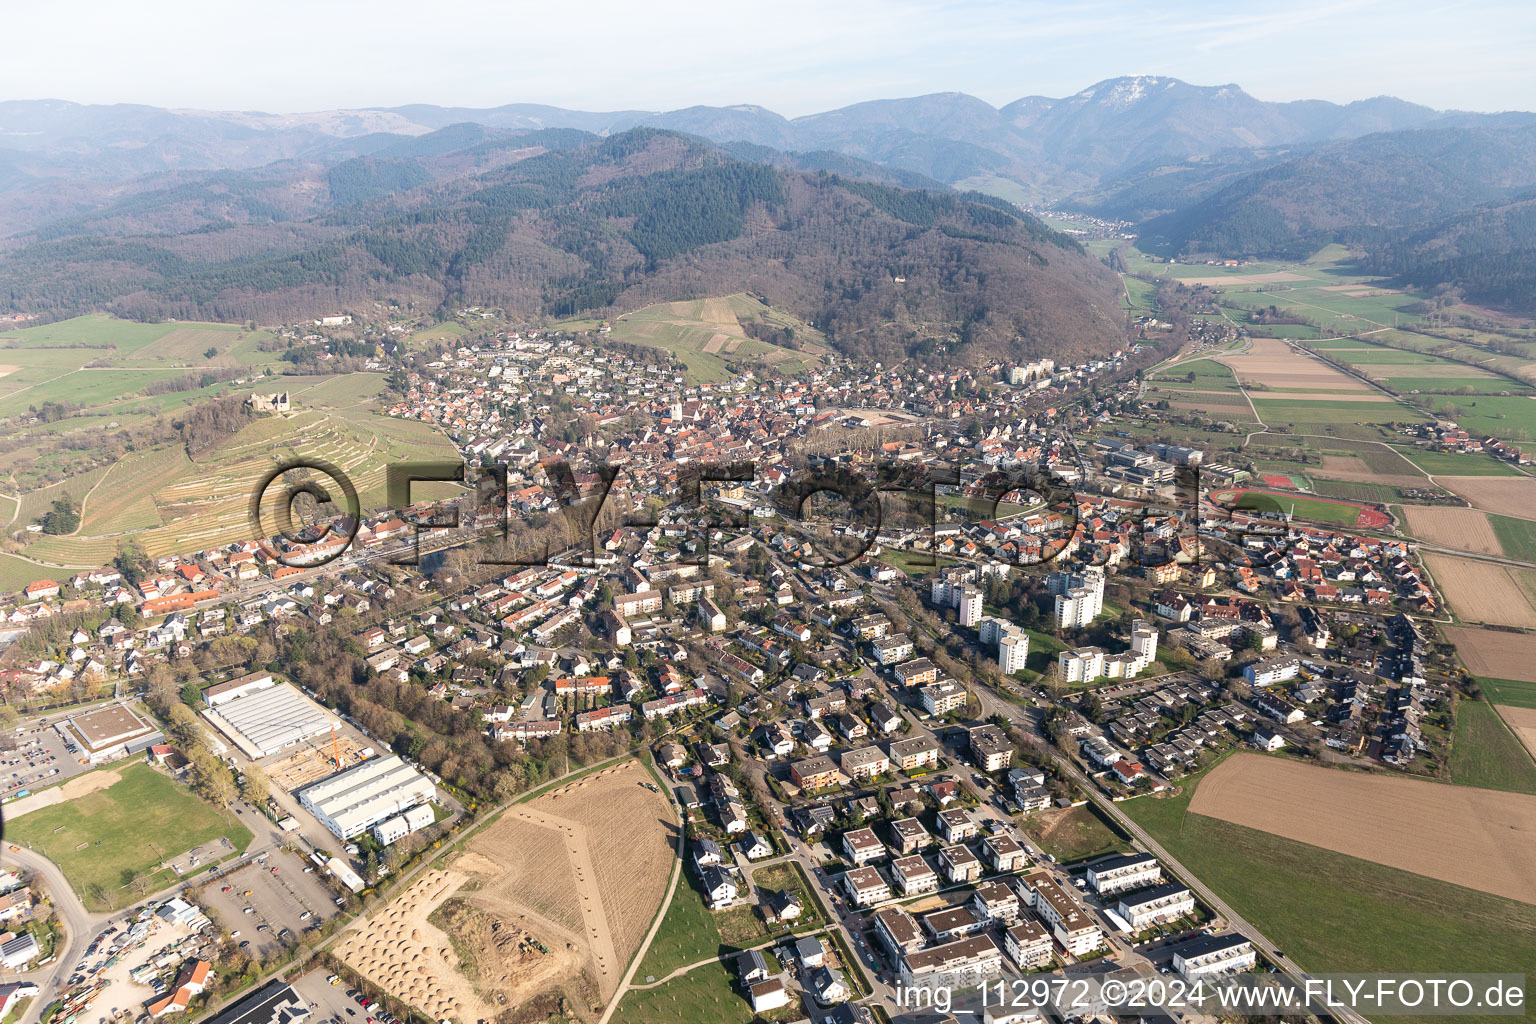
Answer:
5, 762, 251, 911
1213, 487, 1387, 528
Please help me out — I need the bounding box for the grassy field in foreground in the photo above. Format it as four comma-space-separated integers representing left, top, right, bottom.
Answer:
1448, 701, 1536, 795
1122, 771, 1536, 1024
614, 958, 797, 1024
6, 762, 251, 911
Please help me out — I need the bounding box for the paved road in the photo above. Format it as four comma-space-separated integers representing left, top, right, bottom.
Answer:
4, 845, 107, 1024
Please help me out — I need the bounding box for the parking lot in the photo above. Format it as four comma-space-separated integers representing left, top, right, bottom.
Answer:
292, 969, 368, 1024
2, 717, 88, 799
292, 967, 406, 1024
195, 853, 339, 956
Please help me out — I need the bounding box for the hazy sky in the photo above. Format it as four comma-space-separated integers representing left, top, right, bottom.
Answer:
6, 0, 1534, 115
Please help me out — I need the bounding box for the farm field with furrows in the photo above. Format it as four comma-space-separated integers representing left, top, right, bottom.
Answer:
1446, 626, 1536, 683
1187, 753, 1536, 904
1433, 475, 1536, 519
1123, 758, 1536, 1024
1400, 506, 1504, 555
1423, 553, 1536, 627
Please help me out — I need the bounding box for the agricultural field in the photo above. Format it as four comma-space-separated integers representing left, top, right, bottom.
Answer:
1215, 337, 1369, 392
4, 763, 251, 911
1394, 447, 1522, 477
1449, 701, 1536, 796
1423, 553, 1536, 628
0, 315, 282, 421
1434, 475, 1536, 519
608, 294, 825, 383
1489, 513, 1536, 562
1423, 395, 1536, 445
1401, 506, 1504, 556
5, 375, 461, 570
1186, 753, 1536, 903
1497, 705, 1536, 762
1314, 451, 1425, 487
1122, 762, 1536, 1022
1304, 337, 1529, 395
1446, 626, 1536, 683
1476, 676, 1536, 709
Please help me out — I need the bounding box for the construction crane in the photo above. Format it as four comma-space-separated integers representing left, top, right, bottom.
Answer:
331, 723, 342, 771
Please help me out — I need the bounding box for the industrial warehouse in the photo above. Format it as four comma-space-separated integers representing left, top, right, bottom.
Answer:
201, 681, 339, 759
297, 755, 437, 840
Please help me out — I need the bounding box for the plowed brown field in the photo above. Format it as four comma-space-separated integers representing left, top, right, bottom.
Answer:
1189, 754, 1536, 903
1438, 476, 1536, 519
1424, 553, 1536, 627
1444, 626, 1536, 682
1402, 506, 1502, 555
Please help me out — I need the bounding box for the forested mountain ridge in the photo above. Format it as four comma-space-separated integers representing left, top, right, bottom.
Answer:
1124, 122, 1536, 260
0, 128, 1125, 367
0, 77, 1483, 202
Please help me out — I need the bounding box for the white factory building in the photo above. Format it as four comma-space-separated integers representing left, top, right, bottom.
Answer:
374, 802, 435, 845
202, 682, 338, 759
298, 755, 437, 839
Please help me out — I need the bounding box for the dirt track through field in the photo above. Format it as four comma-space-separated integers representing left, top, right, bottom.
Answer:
1444, 626, 1536, 682
1425, 553, 1536, 627
1189, 753, 1536, 903
1438, 476, 1536, 519
1402, 506, 1503, 555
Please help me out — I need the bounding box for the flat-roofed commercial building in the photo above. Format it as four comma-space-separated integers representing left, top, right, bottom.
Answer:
298, 755, 436, 839
202, 682, 338, 759
59, 704, 163, 764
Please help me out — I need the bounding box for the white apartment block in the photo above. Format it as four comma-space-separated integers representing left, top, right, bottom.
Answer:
999, 631, 1030, 674
1004, 919, 1053, 969
1085, 852, 1161, 895
1017, 870, 1103, 957
922, 680, 968, 716
958, 587, 983, 628
1114, 882, 1195, 930
1172, 934, 1256, 976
